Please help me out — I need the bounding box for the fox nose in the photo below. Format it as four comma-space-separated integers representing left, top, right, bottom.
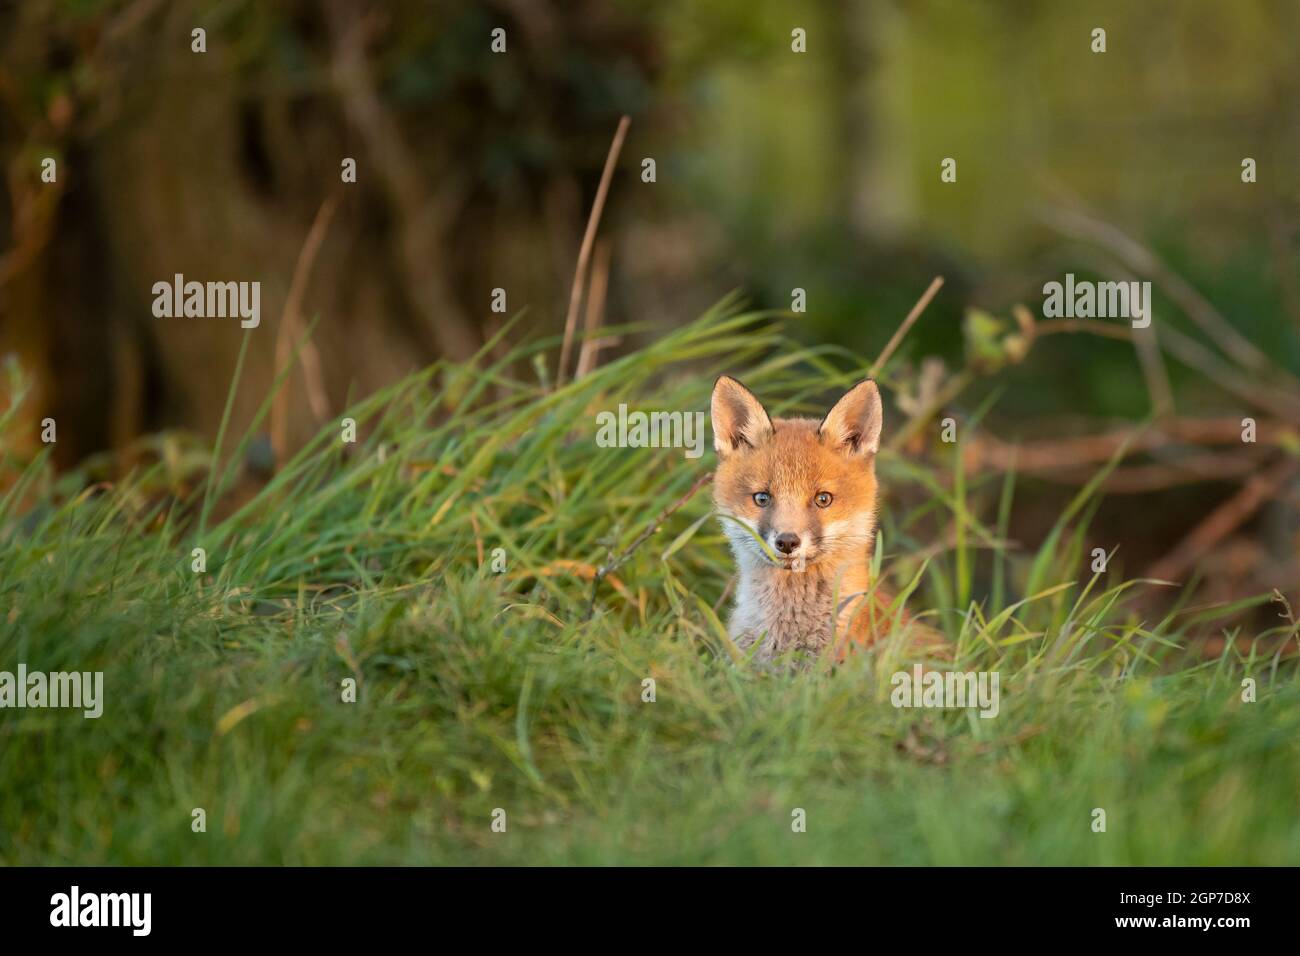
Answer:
774, 532, 801, 555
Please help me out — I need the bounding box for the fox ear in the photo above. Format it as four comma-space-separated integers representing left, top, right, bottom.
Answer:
711, 376, 773, 457
819, 380, 882, 458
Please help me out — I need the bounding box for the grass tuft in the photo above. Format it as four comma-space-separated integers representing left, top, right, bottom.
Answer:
1, 303, 1297, 864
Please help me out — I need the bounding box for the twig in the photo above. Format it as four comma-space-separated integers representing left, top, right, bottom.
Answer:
584, 469, 713, 620
557, 115, 630, 389
1158, 324, 1300, 420
887, 370, 974, 452
1052, 248, 1176, 419
1133, 319, 1175, 420
271, 195, 338, 465
1010, 450, 1271, 493
868, 276, 944, 377
1040, 203, 1282, 378
1034, 318, 1134, 341
575, 238, 612, 379
966, 416, 1290, 473
1146, 457, 1300, 583
1034, 316, 1300, 420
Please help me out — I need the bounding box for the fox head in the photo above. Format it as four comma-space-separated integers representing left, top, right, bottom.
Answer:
710, 376, 882, 572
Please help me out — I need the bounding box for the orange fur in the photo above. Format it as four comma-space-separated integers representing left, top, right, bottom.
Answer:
710, 376, 944, 664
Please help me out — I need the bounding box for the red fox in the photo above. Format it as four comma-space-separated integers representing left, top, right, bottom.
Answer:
710, 376, 945, 664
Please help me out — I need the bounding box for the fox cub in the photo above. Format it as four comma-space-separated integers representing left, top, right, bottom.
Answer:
710, 376, 942, 663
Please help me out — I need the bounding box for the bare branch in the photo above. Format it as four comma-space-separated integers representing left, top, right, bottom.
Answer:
868, 276, 944, 378
558, 115, 630, 389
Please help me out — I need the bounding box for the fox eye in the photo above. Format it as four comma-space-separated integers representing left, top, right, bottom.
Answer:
753, 492, 772, 507
814, 491, 833, 508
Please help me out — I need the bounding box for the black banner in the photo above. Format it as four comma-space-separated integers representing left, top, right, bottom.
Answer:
0, 866, 1281, 943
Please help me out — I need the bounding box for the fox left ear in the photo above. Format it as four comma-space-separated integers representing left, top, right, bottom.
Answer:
819, 380, 882, 458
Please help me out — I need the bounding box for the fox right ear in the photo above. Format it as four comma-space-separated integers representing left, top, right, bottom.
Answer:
711, 376, 773, 457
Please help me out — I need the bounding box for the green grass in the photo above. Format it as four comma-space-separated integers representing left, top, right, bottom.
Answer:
2, 302, 1297, 865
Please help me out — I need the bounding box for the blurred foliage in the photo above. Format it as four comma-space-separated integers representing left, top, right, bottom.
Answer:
2, 0, 1300, 596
